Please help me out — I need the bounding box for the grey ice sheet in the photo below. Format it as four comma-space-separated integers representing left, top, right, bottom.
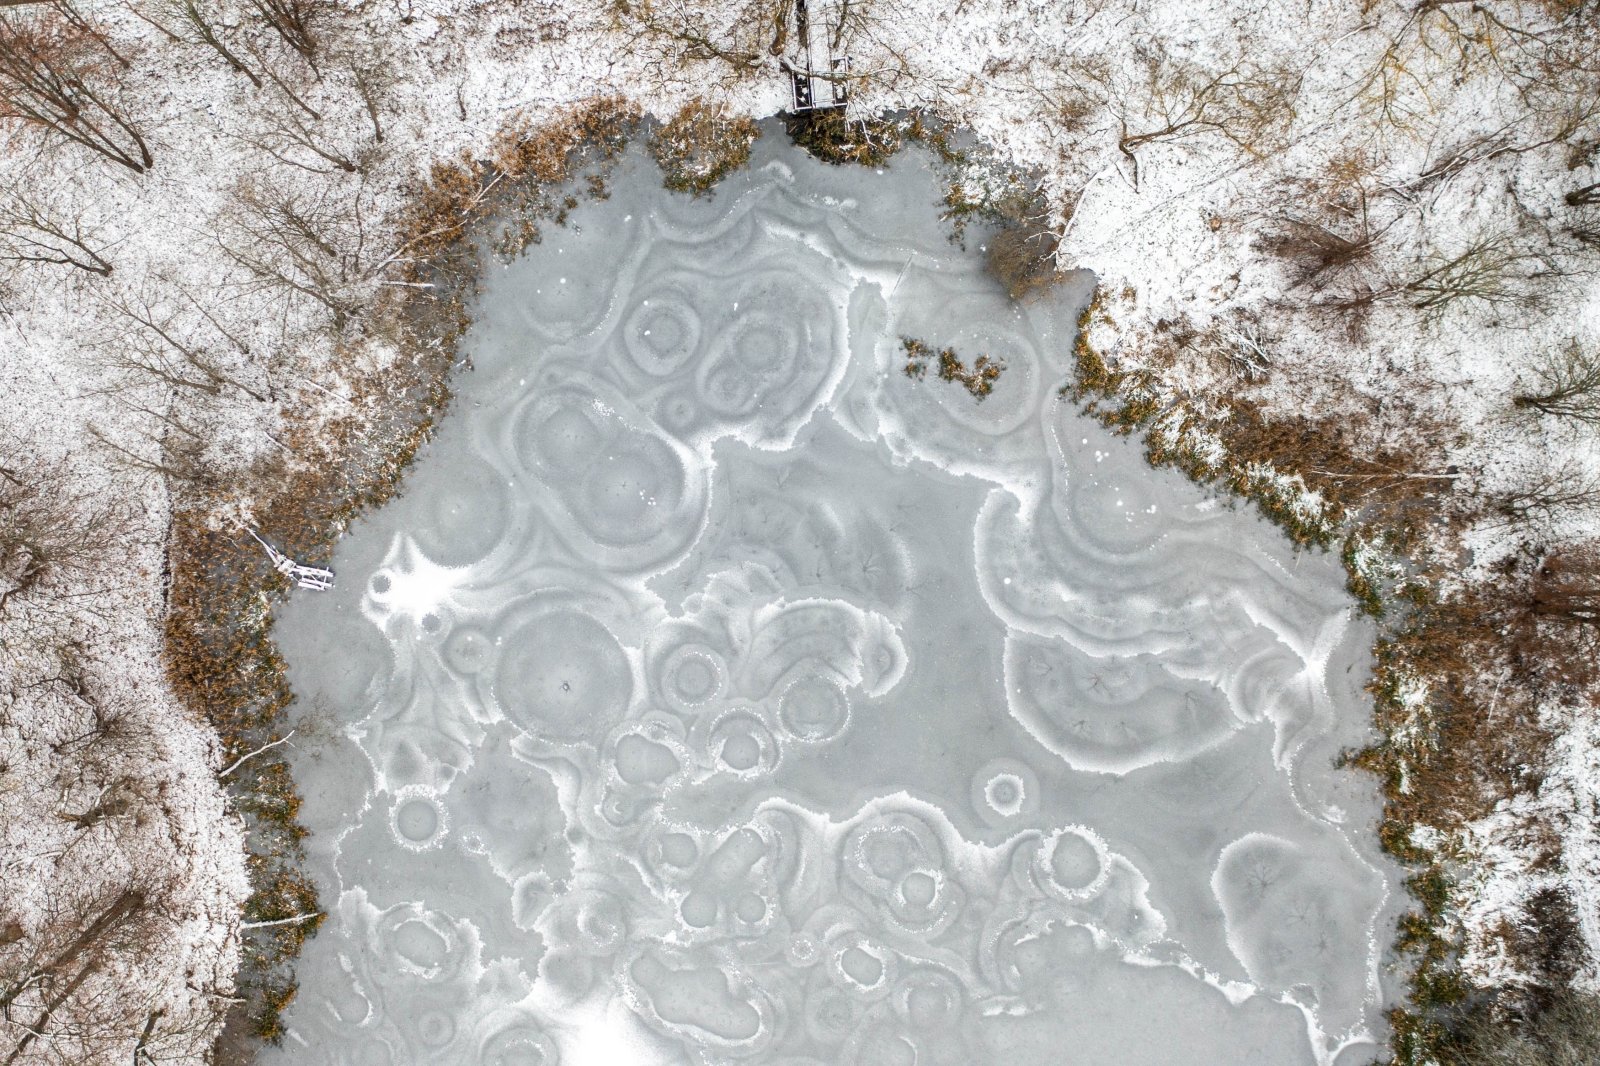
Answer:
270, 130, 1399, 1066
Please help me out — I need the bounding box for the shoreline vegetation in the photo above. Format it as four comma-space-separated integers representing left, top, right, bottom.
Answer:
1059, 286, 1600, 1062
809, 111, 1522, 1058
690, 106, 1600, 1064
206, 100, 1560, 1063
1, 0, 1596, 1060
1064, 290, 1506, 1063
170, 97, 644, 1055
842, 102, 1600, 1057
181, 99, 854, 1057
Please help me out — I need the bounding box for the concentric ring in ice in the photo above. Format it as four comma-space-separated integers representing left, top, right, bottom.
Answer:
271, 129, 1399, 1066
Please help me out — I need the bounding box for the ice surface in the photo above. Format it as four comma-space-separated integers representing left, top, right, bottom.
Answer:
269, 129, 1400, 1066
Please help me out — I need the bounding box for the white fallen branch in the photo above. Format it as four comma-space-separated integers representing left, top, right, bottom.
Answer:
241, 525, 335, 590
217, 730, 296, 779
239, 912, 323, 931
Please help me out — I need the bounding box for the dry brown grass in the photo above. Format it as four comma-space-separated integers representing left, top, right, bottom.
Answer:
1443, 985, 1600, 1065
901, 335, 1004, 400
784, 108, 901, 167
1528, 543, 1600, 631
395, 95, 641, 274
1360, 591, 1552, 836
649, 97, 759, 196
1215, 398, 1454, 545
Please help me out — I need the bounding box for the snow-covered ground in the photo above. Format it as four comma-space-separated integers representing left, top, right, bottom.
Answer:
1, 0, 1596, 1059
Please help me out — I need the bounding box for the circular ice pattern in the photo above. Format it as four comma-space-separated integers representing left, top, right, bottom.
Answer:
391, 786, 448, 852
271, 134, 1393, 1066
494, 609, 632, 743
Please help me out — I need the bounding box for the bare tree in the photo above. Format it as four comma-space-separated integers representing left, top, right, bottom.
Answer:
1566, 182, 1600, 207
1490, 461, 1600, 525
609, 0, 781, 82
0, 861, 200, 1063
0, 11, 152, 173
243, 92, 369, 174
1402, 234, 1549, 317
174, 0, 262, 86
0, 883, 147, 1058
1514, 342, 1600, 425
48, 0, 132, 69
0, 180, 113, 275
987, 222, 1060, 301
247, 0, 319, 64
86, 420, 219, 487
1329, 231, 1551, 320
95, 285, 271, 402
216, 175, 381, 330
345, 53, 388, 144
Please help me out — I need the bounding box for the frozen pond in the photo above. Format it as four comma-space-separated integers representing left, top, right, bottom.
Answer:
271, 130, 1398, 1066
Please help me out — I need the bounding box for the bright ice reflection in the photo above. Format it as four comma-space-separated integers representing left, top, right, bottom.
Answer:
270, 129, 1398, 1066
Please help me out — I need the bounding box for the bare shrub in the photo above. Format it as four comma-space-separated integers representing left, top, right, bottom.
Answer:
1446, 988, 1600, 1065
0, 451, 125, 625
1569, 209, 1600, 249
987, 223, 1060, 301
1327, 232, 1552, 323
1215, 318, 1274, 383
87, 420, 220, 488
1258, 214, 1374, 291
243, 91, 373, 174
648, 97, 759, 196
1361, 2, 1600, 140
1507, 887, 1588, 1001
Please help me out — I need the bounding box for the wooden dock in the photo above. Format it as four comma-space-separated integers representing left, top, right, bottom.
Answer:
789, 0, 850, 113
